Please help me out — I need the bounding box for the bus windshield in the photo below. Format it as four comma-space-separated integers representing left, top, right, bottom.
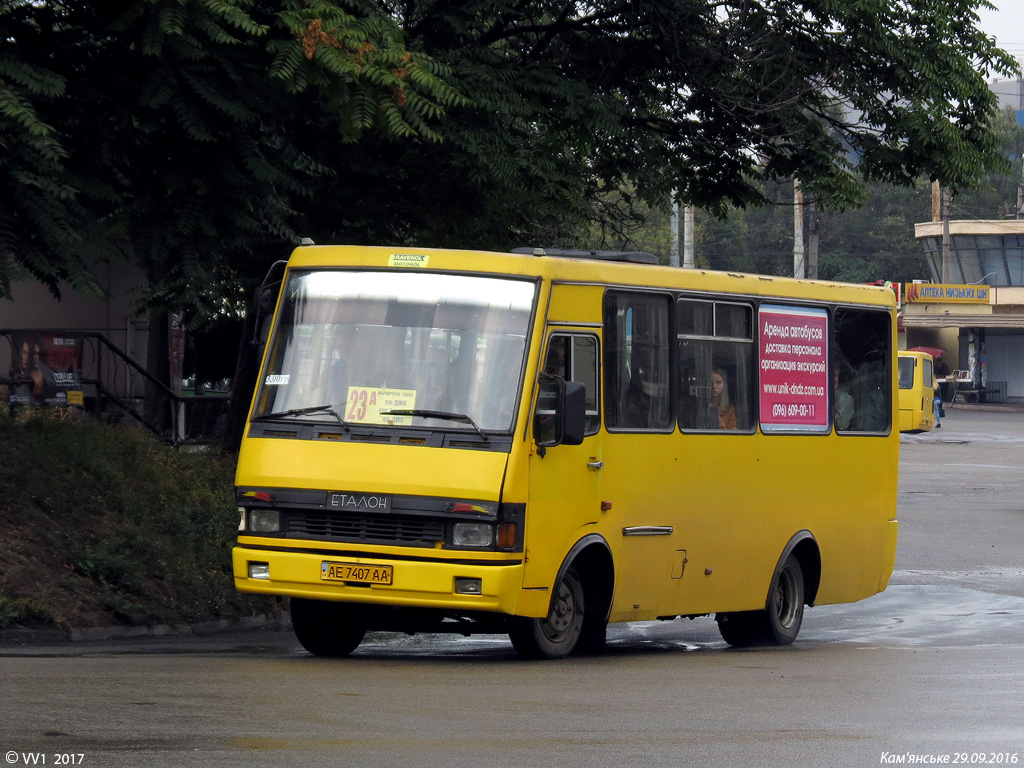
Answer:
253, 270, 536, 433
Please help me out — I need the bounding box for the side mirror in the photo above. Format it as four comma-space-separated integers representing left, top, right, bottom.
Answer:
251, 282, 281, 352
561, 381, 586, 445
534, 377, 587, 448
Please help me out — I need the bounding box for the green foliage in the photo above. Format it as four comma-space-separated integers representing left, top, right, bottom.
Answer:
0, 0, 457, 319
0, 413, 275, 630
293, 0, 1020, 257
581, 179, 934, 283
0, 0, 1019, 319
947, 107, 1024, 220
580, 106, 1024, 284
0, 595, 52, 628
0, 21, 105, 299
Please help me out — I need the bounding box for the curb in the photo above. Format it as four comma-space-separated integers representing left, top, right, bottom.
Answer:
945, 402, 1024, 413
0, 612, 290, 646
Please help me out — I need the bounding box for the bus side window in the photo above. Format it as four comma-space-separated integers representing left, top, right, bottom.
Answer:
541, 334, 601, 436
834, 308, 892, 434
898, 356, 915, 390
677, 299, 754, 432
572, 335, 601, 434
922, 358, 934, 388
603, 292, 672, 431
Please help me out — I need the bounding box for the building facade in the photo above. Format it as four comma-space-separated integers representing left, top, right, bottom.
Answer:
911, 220, 1024, 401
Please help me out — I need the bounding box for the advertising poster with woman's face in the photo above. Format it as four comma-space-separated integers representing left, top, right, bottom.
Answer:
7, 333, 83, 406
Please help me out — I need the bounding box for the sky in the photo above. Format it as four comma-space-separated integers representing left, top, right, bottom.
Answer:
976, 2, 1024, 70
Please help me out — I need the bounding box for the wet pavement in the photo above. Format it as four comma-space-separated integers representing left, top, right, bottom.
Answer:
1, 407, 1022, 767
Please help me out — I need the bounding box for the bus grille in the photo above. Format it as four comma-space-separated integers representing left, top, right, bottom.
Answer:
287, 511, 444, 545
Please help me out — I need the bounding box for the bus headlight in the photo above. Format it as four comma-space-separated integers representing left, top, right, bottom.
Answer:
249, 509, 281, 533
452, 522, 493, 547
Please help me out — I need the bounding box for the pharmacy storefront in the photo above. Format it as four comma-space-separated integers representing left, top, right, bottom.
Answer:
901, 283, 1024, 403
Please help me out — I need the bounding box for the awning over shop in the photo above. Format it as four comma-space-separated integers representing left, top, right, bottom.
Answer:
914, 220, 1024, 287
901, 313, 1024, 328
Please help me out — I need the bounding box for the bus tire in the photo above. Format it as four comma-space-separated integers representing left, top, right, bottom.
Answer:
290, 598, 366, 657
715, 610, 762, 647
509, 567, 584, 659
763, 554, 804, 645
716, 555, 805, 647
574, 608, 608, 655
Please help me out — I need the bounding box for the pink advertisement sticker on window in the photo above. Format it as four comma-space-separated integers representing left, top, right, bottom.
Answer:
758, 305, 829, 433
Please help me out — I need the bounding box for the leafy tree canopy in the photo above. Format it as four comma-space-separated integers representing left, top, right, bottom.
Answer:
0, 0, 459, 308
393, 0, 1019, 213
0, 0, 1019, 317
599, 108, 1024, 285
298, 0, 1022, 252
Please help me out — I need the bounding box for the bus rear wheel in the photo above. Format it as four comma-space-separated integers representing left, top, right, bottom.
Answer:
509, 567, 584, 659
716, 555, 805, 647
290, 598, 367, 657
764, 555, 805, 644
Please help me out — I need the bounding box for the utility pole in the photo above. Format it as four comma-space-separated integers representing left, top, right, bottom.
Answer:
669, 194, 680, 267
1017, 159, 1024, 219
806, 201, 819, 280
683, 205, 695, 269
793, 179, 805, 278
941, 185, 951, 284
932, 181, 952, 282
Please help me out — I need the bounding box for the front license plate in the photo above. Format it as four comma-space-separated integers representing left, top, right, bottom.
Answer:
320, 561, 393, 585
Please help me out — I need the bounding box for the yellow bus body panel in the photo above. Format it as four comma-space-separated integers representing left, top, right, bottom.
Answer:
898, 351, 935, 433
235, 245, 899, 627
234, 437, 540, 614
586, 428, 898, 621
236, 438, 507, 501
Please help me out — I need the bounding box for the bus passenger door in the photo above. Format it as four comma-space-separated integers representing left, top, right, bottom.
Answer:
524, 332, 603, 590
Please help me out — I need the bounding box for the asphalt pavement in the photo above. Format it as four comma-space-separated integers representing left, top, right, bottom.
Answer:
1, 402, 1021, 658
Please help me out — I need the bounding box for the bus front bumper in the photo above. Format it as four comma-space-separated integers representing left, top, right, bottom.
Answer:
233, 545, 531, 615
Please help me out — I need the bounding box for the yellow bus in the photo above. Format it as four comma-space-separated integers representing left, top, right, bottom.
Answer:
233, 245, 899, 658
897, 351, 936, 433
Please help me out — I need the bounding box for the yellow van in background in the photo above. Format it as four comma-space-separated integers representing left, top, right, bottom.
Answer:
898, 351, 936, 433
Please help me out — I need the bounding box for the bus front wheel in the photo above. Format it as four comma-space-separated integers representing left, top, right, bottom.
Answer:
716, 555, 805, 647
291, 598, 367, 657
509, 567, 584, 659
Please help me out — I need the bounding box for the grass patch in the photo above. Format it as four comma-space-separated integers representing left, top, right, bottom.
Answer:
0, 411, 278, 631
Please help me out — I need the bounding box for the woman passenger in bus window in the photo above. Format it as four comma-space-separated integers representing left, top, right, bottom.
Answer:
708, 367, 737, 430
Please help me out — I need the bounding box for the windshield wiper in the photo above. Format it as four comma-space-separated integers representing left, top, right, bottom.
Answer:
255, 403, 350, 431
379, 409, 489, 442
